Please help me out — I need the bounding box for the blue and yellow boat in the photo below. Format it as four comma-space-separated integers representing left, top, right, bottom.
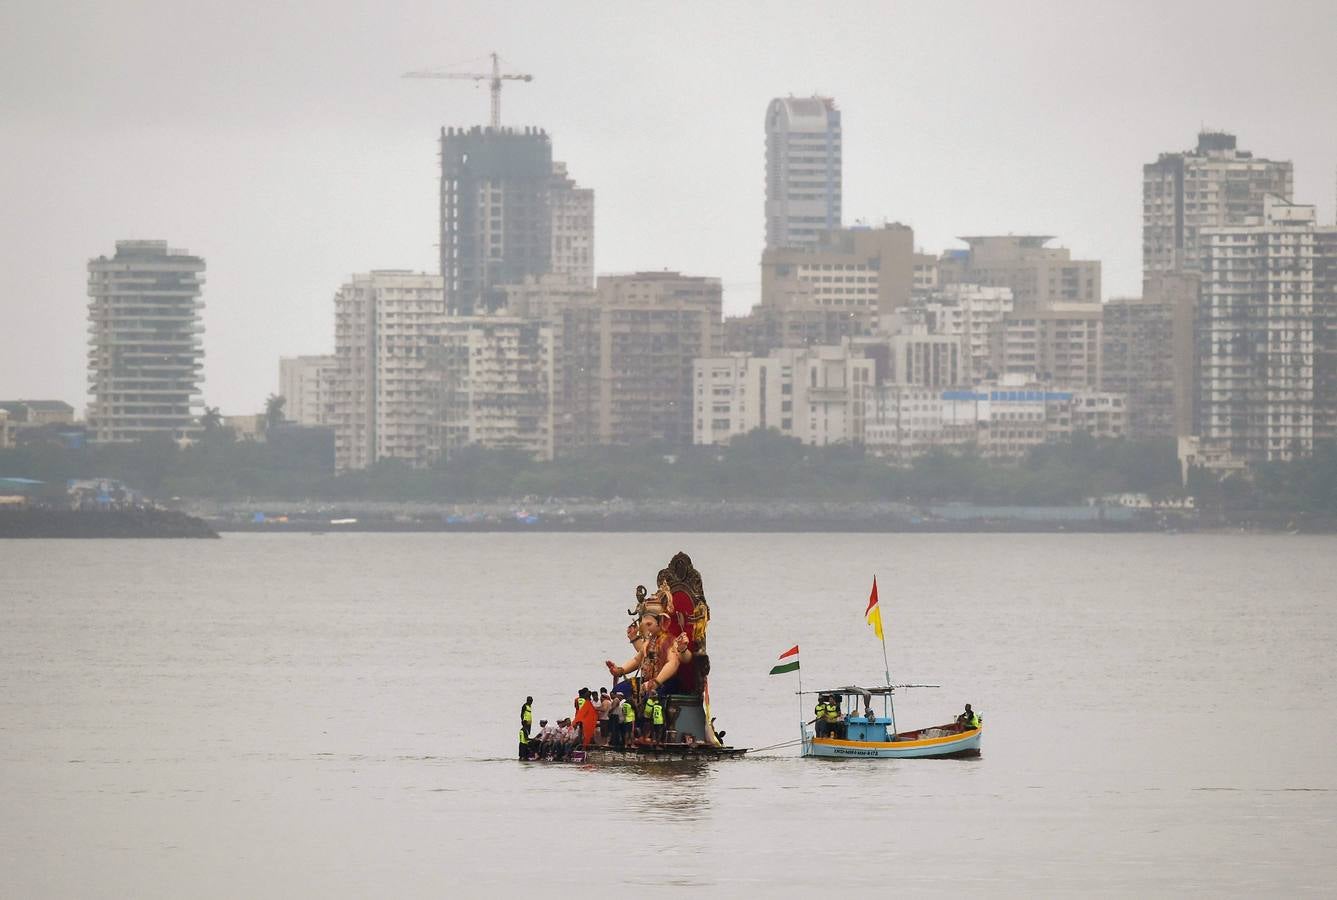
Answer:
800, 686, 982, 760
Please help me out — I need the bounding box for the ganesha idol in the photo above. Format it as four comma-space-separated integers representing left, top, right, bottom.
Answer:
604, 551, 721, 747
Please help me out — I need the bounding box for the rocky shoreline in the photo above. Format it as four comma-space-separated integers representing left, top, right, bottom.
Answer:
0, 508, 219, 539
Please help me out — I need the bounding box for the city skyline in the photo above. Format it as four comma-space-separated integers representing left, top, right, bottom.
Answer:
3, 1, 1337, 414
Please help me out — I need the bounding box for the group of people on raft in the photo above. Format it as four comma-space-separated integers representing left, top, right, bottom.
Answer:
518, 687, 684, 760
516, 552, 723, 761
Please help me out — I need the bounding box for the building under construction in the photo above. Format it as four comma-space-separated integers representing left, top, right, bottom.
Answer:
439, 126, 592, 316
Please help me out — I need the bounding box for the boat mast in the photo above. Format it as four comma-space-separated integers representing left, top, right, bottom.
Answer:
796, 663, 805, 743
878, 618, 899, 734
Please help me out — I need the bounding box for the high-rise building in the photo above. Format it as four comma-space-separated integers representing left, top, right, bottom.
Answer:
1314, 226, 1337, 444
439, 316, 555, 460
279, 355, 337, 427
331, 271, 444, 471
502, 275, 600, 455
87, 240, 205, 443
723, 303, 873, 357
917, 284, 1014, 381
885, 329, 966, 388
760, 224, 915, 332
693, 344, 874, 447
765, 97, 841, 251
594, 272, 722, 447
439, 126, 593, 315
992, 304, 1103, 389
502, 272, 722, 450
1198, 197, 1315, 463
1143, 131, 1293, 278
1100, 274, 1198, 439
939, 236, 1100, 310
549, 162, 594, 287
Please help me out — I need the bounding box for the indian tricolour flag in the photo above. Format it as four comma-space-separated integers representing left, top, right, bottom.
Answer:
769, 645, 800, 675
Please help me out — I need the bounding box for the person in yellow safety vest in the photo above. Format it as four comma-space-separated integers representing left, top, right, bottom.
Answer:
957, 703, 982, 730
518, 725, 530, 760
822, 697, 844, 739
813, 695, 831, 738
520, 696, 534, 740
651, 697, 666, 743
621, 694, 636, 746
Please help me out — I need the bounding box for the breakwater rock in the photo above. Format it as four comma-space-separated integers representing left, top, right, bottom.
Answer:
0, 508, 219, 539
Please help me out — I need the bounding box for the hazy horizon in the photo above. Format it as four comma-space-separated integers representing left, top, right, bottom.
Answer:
3, 0, 1336, 415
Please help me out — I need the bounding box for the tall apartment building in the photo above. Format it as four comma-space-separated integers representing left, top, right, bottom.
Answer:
279, 354, 337, 426
693, 344, 874, 447
439, 316, 554, 460
503, 272, 723, 451
549, 162, 594, 287
940, 236, 1100, 310
1143, 131, 1293, 278
502, 275, 600, 454
1315, 227, 1337, 444
1198, 197, 1317, 463
331, 271, 444, 471
87, 240, 205, 443
439, 126, 593, 314
912, 252, 941, 299
722, 304, 872, 357
765, 96, 841, 250
593, 272, 723, 447
992, 304, 1102, 389
918, 284, 1014, 381
761, 224, 915, 331
1100, 274, 1198, 438
886, 329, 965, 388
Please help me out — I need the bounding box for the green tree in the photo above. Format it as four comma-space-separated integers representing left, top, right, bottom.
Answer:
200, 406, 223, 432
264, 394, 286, 431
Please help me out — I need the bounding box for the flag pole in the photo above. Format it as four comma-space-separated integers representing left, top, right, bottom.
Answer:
880, 624, 898, 736
796, 654, 805, 743
872, 575, 899, 736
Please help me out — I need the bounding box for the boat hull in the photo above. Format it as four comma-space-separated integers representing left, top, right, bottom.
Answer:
803, 726, 981, 759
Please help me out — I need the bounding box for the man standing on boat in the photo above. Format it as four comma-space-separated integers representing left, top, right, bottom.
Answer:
813, 695, 831, 737
520, 696, 534, 741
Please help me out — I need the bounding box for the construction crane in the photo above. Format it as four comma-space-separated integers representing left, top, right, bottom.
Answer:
402, 52, 533, 129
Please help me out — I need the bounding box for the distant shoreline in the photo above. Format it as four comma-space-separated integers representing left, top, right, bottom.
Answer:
0, 508, 218, 539
212, 518, 1160, 534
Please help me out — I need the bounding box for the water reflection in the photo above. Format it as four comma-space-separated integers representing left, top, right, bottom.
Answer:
598, 760, 716, 824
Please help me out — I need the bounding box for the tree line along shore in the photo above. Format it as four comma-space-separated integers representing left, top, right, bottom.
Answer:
3, 429, 1337, 523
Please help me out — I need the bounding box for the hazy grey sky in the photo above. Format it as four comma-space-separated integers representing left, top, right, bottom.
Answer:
3, 0, 1335, 414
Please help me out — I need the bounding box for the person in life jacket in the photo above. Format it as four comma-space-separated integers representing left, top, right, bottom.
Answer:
621, 693, 636, 746
518, 724, 530, 760
957, 703, 982, 730
822, 697, 845, 739
520, 696, 534, 740
813, 695, 832, 738
650, 697, 666, 743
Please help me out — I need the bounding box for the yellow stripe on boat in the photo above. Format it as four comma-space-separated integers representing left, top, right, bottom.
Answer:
811, 726, 980, 750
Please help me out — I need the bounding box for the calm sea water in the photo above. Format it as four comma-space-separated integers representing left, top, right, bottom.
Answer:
1, 533, 1334, 897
